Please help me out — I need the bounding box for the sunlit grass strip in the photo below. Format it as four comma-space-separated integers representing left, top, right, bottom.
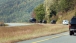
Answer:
0, 24, 68, 43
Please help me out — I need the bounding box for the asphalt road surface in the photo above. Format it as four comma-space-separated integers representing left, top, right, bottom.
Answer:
5, 23, 32, 27
17, 32, 76, 43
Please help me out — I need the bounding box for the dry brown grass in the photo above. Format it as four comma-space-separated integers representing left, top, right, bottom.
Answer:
57, 8, 76, 24
0, 24, 68, 43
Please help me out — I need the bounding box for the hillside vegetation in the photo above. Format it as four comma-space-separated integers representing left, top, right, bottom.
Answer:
34, 0, 76, 23
44, 0, 76, 23
0, 0, 44, 22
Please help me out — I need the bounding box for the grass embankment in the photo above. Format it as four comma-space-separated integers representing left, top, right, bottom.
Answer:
0, 24, 68, 43
57, 9, 76, 23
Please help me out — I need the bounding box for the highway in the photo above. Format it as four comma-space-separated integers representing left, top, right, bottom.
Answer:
5, 23, 32, 27
17, 32, 76, 43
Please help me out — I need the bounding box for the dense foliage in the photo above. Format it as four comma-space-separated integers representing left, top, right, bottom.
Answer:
0, 0, 44, 22
34, 4, 45, 21
49, 0, 76, 12
44, 0, 76, 22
